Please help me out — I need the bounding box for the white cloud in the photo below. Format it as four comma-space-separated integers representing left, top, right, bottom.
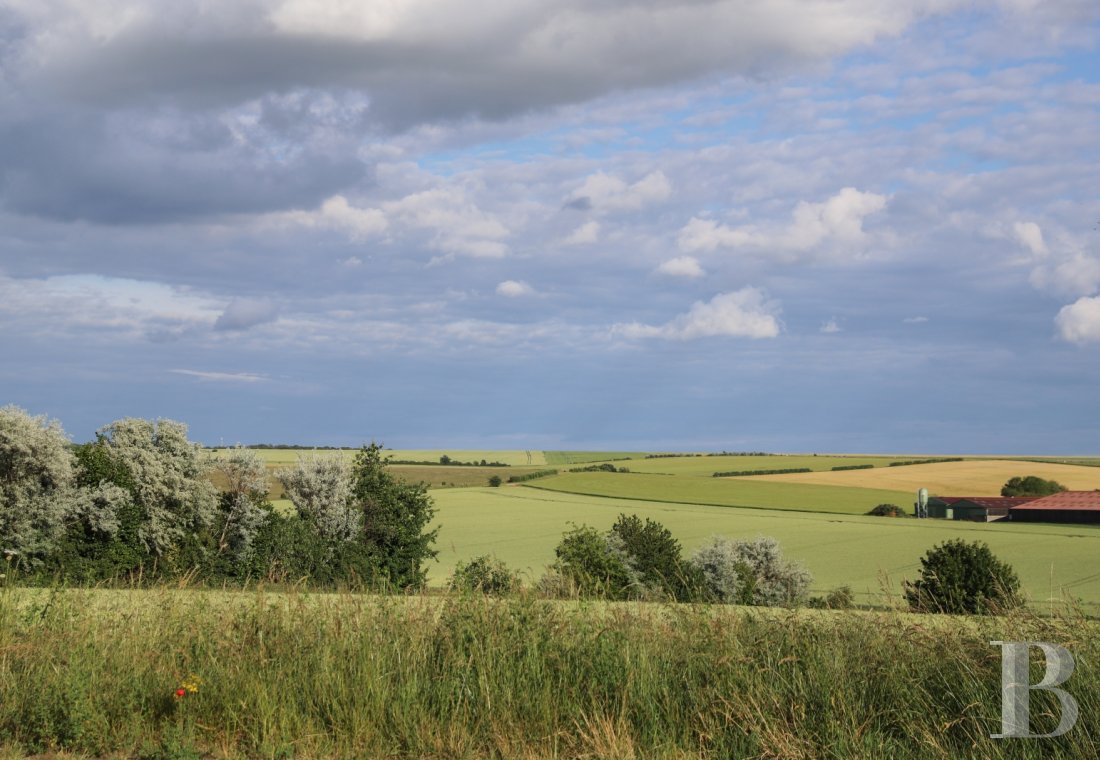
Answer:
284, 195, 388, 240
1029, 251, 1100, 298
1013, 220, 1048, 256
564, 220, 600, 245
385, 187, 510, 259
678, 187, 887, 256
656, 256, 705, 278
614, 288, 781, 340
496, 280, 534, 298
820, 318, 842, 333
1055, 296, 1100, 344
342, 256, 363, 267
169, 369, 268, 383
903, 316, 929, 324
568, 171, 671, 214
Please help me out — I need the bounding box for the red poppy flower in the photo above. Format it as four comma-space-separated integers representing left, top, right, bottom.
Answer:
175, 689, 186, 698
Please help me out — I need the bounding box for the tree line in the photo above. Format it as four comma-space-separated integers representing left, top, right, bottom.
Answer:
0, 406, 436, 588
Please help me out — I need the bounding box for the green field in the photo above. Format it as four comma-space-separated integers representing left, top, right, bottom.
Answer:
608, 453, 911, 476
543, 450, 647, 464
525, 471, 914, 514
429, 486, 1100, 611
213, 448, 549, 467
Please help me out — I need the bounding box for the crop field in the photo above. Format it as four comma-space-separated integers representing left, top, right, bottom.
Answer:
601, 453, 910, 476
543, 450, 647, 464
747, 458, 1100, 495
524, 471, 914, 515
428, 486, 1100, 610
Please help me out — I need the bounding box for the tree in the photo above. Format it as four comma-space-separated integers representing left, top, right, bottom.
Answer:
350, 443, 438, 589
0, 406, 76, 567
608, 513, 701, 601
276, 454, 358, 543
904, 539, 1022, 614
88, 418, 219, 569
488, 475, 503, 487
211, 446, 271, 563
1001, 476, 1067, 497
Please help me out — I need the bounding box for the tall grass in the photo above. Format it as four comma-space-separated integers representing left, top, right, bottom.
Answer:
0, 585, 1096, 758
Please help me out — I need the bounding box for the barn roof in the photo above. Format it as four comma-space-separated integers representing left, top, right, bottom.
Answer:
1012, 491, 1100, 511
935, 496, 1038, 509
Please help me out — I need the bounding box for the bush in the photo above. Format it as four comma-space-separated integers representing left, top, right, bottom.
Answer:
867, 503, 906, 517
488, 475, 502, 487
548, 524, 633, 599
608, 513, 700, 601
449, 555, 521, 595
507, 469, 558, 483
904, 539, 1022, 614
687, 535, 812, 606
831, 464, 874, 471
808, 585, 855, 609
1001, 475, 1067, 497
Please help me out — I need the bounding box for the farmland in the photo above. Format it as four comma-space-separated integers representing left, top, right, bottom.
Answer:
428, 485, 1100, 611
747, 458, 1100, 494
602, 453, 912, 476
524, 471, 914, 514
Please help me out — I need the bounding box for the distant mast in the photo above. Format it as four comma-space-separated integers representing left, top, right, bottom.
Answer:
916, 487, 929, 518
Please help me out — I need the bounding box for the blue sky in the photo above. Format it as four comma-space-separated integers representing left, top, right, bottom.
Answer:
1, 0, 1098, 453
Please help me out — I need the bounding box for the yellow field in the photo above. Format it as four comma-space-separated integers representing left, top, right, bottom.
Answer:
747, 459, 1100, 496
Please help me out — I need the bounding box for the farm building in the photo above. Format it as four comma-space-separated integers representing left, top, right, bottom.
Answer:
924, 496, 1038, 522
1008, 491, 1100, 524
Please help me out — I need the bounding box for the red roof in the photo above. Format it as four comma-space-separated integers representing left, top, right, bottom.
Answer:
936, 497, 1038, 509
1011, 491, 1100, 511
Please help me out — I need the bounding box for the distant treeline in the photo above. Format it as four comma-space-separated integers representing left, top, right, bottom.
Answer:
712, 468, 812, 478
247, 444, 352, 450
647, 451, 775, 459
393, 455, 510, 467
831, 464, 874, 471
569, 464, 631, 473
888, 458, 964, 467
507, 469, 559, 483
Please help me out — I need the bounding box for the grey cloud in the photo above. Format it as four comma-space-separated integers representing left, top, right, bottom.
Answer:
15, 1, 942, 130
214, 299, 279, 331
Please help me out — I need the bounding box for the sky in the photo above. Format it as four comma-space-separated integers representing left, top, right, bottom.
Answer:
1, 0, 1098, 453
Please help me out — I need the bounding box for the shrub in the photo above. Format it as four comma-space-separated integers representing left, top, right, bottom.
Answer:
904, 539, 1022, 614
488, 475, 502, 487
808, 585, 855, 609
688, 535, 811, 606
867, 503, 906, 517
608, 514, 700, 601
831, 464, 874, 471
450, 555, 521, 595
275, 454, 357, 543
1001, 475, 1068, 497
549, 524, 633, 599
507, 469, 558, 483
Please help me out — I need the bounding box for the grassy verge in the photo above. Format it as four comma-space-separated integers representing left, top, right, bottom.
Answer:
0, 587, 1097, 758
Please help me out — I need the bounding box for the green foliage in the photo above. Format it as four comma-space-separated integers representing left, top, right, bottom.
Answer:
507, 469, 559, 482
275, 454, 357, 543
904, 539, 1023, 615
350, 443, 439, 590
488, 475, 502, 487
831, 464, 874, 471
808, 586, 855, 609
608, 513, 700, 601
550, 524, 633, 599
1001, 475, 1068, 497
570, 463, 631, 473
711, 467, 812, 477
887, 457, 964, 467
867, 503, 906, 517
449, 555, 521, 595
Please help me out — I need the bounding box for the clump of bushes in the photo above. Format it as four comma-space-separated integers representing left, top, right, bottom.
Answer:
887, 457, 964, 467
867, 503, 906, 517
488, 475, 502, 487
808, 586, 855, 609
449, 555, 522, 595
831, 463, 874, 471
569, 463, 631, 473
